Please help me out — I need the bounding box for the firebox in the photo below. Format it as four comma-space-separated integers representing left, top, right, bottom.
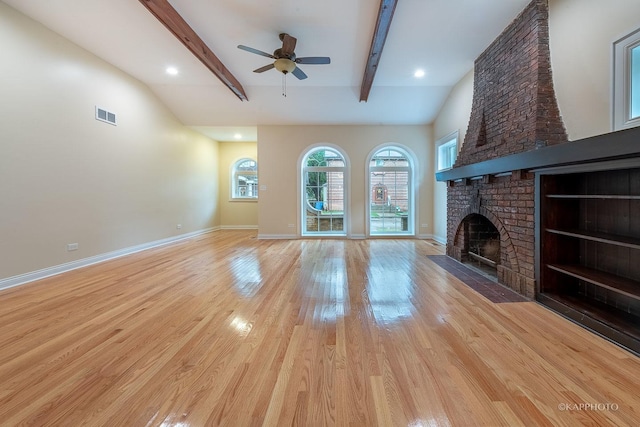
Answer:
460, 214, 500, 278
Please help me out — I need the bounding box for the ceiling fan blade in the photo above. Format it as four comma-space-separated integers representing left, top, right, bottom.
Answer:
280, 33, 297, 57
291, 66, 308, 80
253, 63, 275, 73
296, 57, 331, 65
238, 45, 275, 59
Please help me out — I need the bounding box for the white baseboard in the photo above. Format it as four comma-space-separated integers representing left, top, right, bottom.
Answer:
257, 233, 439, 241
0, 227, 218, 291
417, 234, 446, 244
257, 234, 298, 240
219, 225, 258, 230
430, 234, 447, 245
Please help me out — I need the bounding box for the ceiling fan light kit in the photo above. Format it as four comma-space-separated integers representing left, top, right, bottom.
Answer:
274, 58, 296, 74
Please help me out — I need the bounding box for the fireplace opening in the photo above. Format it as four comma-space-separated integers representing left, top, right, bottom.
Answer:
462, 214, 501, 279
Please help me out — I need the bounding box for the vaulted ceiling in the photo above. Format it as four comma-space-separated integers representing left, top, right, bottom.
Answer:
3, 0, 531, 141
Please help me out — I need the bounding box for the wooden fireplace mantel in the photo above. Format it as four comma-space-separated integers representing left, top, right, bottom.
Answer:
436, 126, 640, 183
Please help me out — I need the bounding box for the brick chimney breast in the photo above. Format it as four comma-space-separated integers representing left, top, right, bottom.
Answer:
446, 0, 568, 298
456, 0, 567, 168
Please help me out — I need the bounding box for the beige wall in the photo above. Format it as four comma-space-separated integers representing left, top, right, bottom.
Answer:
432, 70, 474, 243
218, 141, 259, 228
0, 3, 220, 281
257, 125, 433, 239
549, 0, 640, 140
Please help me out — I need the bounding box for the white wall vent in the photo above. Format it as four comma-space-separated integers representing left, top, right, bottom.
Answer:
95, 106, 117, 126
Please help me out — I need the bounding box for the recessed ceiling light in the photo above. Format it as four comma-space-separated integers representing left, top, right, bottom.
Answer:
234, 133, 242, 140
414, 69, 426, 78
166, 67, 179, 76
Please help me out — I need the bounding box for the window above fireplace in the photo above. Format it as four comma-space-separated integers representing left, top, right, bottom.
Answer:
613, 27, 640, 131
436, 130, 458, 171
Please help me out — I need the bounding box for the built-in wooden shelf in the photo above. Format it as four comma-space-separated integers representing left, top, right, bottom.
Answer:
546, 194, 640, 200
547, 264, 640, 301
540, 293, 640, 344
546, 228, 640, 250
536, 160, 640, 355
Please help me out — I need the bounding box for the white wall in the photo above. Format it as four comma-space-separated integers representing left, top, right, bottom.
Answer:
0, 3, 220, 282
432, 70, 474, 243
549, 0, 640, 140
218, 141, 259, 228
257, 125, 433, 239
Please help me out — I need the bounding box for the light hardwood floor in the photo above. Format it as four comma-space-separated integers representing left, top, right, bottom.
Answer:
0, 230, 638, 426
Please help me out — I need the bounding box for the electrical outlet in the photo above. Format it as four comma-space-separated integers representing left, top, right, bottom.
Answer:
176, 224, 182, 229
67, 243, 78, 251
421, 224, 429, 228
288, 224, 295, 228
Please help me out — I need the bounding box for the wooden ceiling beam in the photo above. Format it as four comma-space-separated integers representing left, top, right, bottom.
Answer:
359, 0, 398, 102
138, 0, 248, 101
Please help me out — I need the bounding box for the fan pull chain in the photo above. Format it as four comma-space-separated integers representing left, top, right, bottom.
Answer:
282, 73, 287, 97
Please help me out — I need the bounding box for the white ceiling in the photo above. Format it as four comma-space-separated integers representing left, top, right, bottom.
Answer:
3, 0, 531, 141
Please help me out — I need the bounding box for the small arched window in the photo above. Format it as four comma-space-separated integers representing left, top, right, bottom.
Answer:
232, 158, 258, 199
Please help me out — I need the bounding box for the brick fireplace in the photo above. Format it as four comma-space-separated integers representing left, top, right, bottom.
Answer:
445, 0, 568, 299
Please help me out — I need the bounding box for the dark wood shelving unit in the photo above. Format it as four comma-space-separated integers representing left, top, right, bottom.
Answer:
546, 194, 640, 199
547, 264, 640, 300
546, 228, 640, 250
536, 163, 640, 355
537, 293, 640, 347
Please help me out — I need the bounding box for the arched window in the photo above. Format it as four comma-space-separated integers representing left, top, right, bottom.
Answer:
231, 158, 258, 199
368, 146, 414, 236
301, 147, 347, 236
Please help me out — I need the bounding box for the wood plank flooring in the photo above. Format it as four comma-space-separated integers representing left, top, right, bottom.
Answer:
0, 230, 639, 426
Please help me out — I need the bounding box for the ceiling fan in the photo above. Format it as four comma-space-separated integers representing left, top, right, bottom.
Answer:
238, 33, 331, 80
